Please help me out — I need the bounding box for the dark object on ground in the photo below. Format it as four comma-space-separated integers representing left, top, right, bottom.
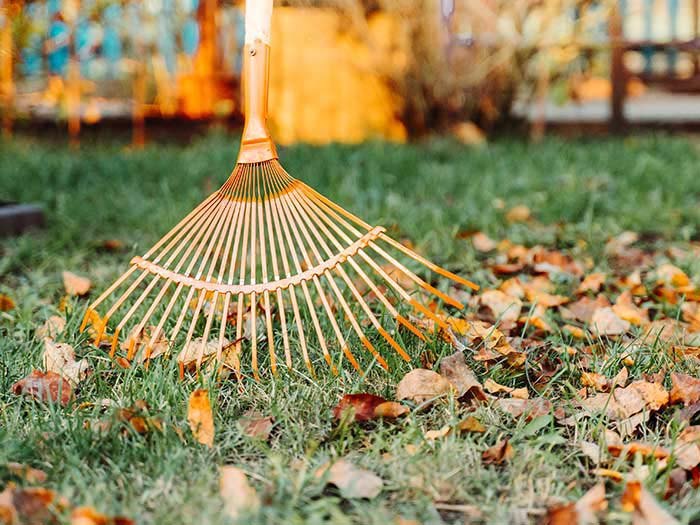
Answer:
0, 202, 45, 237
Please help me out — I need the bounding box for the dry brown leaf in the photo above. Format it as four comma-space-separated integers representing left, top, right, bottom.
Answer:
0, 486, 68, 525
609, 442, 670, 460
656, 264, 691, 289
577, 273, 607, 295
580, 372, 610, 392
238, 411, 274, 440
505, 205, 531, 223
456, 416, 486, 434
544, 483, 607, 525
496, 397, 557, 421
42, 339, 91, 385
120, 325, 170, 362
471, 232, 497, 252
682, 302, 700, 331
321, 459, 383, 499
613, 367, 630, 388
448, 320, 526, 367
482, 439, 513, 465
613, 291, 650, 326
561, 295, 611, 324
670, 373, 700, 406
438, 351, 484, 398
591, 307, 630, 337
62, 271, 92, 296
563, 324, 587, 339
11, 370, 72, 406
100, 239, 125, 252
580, 380, 669, 421
396, 369, 453, 405
483, 378, 528, 399
333, 393, 389, 422
178, 337, 232, 371
35, 315, 66, 340
0, 294, 15, 311
674, 427, 700, 470
5, 462, 47, 484
70, 506, 134, 525
518, 304, 554, 333
522, 278, 569, 308
220, 465, 260, 520
187, 389, 214, 447
620, 480, 679, 525
424, 425, 451, 440
479, 289, 522, 328
373, 401, 409, 419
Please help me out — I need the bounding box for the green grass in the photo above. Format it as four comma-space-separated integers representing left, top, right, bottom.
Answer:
2, 132, 700, 524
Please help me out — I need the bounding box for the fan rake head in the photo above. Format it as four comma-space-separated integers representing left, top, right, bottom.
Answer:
79, 0, 478, 379
80, 159, 477, 379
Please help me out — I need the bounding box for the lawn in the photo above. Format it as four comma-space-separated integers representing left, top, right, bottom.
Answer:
2, 132, 700, 524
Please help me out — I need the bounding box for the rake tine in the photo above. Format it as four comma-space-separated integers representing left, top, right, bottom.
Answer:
295, 187, 452, 331
197, 291, 219, 373
112, 275, 162, 359
282, 185, 416, 359
268, 170, 335, 372
261, 164, 291, 368
257, 165, 277, 375
298, 182, 468, 308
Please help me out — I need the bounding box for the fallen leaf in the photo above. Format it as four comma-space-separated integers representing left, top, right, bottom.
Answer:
322, 459, 383, 499
591, 307, 630, 336
373, 401, 409, 419
670, 373, 700, 406
11, 370, 72, 406
396, 369, 453, 405
425, 425, 451, 440
5, 462, 47, 484
479, 289, 522, 328
580, 441, 601, 463
42, 339, 91, 385
187, 389, 214, 447
482, 439, 513, 465
656, 264, 691, 289
0, 294, 15, 311
577, 273, 607, 295
561, 295, 610, 324
178, 337, 232, 370
613, 291, 650, 326
456, 416, 486, 434
63, 271, 92, 296
438, 351, 484, 398
100, 239, 125, 252
544, 483, 607, 525
580, 372, 610, 392
496, 397, 557, 420
580, 380, 669, 421
238, 411, 274, 440
333, 393, 389, 422
505, 205, 531, 223
471, 232, 496, 252
35, 315, 66, 339
620, 480, 679, 524
120, 325, 170, 362
220, 465, 259, 520
4, 486, 68, 524
484, 378, 528, 399
609, 442, 670, 460
70, 506, 134, 525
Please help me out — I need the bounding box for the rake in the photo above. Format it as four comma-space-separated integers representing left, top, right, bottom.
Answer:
80, 0, 478, 379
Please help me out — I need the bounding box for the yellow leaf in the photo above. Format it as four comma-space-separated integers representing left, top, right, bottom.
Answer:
219, 466, 259, 520
187, 389, 214, 447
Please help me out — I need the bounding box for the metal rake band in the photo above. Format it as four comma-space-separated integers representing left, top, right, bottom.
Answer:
78, 0, 478, 379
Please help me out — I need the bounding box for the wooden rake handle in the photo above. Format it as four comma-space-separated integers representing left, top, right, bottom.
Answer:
238, 0, 278, 164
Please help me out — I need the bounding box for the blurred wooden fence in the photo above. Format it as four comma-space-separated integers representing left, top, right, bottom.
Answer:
4, 0, 700, 142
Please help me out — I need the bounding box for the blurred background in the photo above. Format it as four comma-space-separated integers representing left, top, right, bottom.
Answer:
2, 0, 700, 145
